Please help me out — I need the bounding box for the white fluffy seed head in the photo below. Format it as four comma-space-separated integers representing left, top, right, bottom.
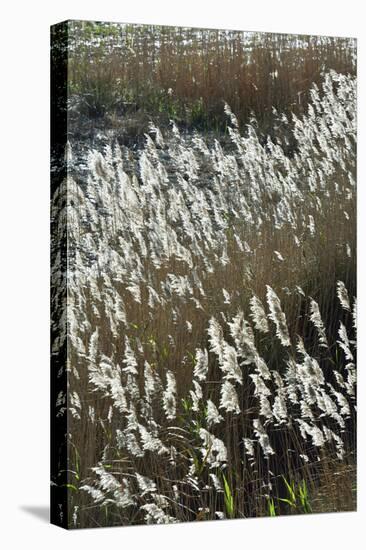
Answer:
337, 280, 351, 311
266, 286, 291, 347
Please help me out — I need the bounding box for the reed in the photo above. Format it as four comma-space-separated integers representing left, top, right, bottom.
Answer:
51, 69, 356, 528
66, 21, 356, 137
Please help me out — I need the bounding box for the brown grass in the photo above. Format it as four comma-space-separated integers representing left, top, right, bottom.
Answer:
66, 21, 356, 135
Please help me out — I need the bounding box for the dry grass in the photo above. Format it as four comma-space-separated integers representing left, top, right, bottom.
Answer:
51, 61, 356, 528
65, 21, 356, 136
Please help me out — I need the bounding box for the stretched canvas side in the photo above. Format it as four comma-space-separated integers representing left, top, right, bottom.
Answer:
50, 20, 70, 529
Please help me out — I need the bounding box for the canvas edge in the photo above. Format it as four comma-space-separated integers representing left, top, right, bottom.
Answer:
50, 20, 70, 530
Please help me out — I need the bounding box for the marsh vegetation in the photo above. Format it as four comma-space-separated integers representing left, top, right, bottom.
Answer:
51, 22, 356, 528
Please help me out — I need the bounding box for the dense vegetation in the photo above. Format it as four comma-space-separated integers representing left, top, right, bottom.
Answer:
51, 51, 356, 525
66, 21, 356, 139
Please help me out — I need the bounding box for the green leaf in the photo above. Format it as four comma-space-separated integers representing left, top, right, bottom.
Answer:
222, 473, 235, 519
267, 498, 276, 517
277, 497, 296, 508
298, 480, 312, 513
282, 476, 296, 505
62, 483, 78, 492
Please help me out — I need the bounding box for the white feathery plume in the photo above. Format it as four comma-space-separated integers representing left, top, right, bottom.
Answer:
208, 317, 242, 383
243, 438, 255, 458
296, 336, 307, 357
295, 285, 305, 296
228, 310, 255, 356
273, 391, 288, 424
345, 363, 356, 397
144, 361, 158, 403
122, 336, 138, 375
209, 473, 223, 492
259, 395, 273, 420
108, 371, 128, 411
140, 503, 177, 524
126, 373, 140, 400
307, 215, 315, 235
126, 282, 141, 304
323, 427, 345, 460
193, 348, 209, 381
296, 419, 325, 447
207, 317, 225, 362
284, 358, 298, 404
206, 399, 223, 427
124, 431, 144, 457
72, 506, 79, 527
190, 380, 203, 412
254, 357, 272, 381
333, 370, 346, 390
337, 280, 351, 311
199, 428, 228, 467
163, 371, 177, 420
152, 493, 170, 508
219, 380, 241, 414
309, 298, 328, 347
337, 322, 354, 361
222, 288, 231, 304
93, 466, 135, 509
56, 390, 66, 409
228, 311, 271, 379
224, 102, 239, 128
253, 419, 275, 457
316, 389, 344, 428
250, 296, 269, 333
352, 298, 357, 332
148, 286, 161, 309
266, 286, 291, 347
70, 391, 81, 419
327, 383, 350, 417
221, 343, 242, 384
274, 250, 284, 262
88, 406, 95, 423
135, 473, 157, 496
88, 328, 99, 365
80, 485, 105, 504
250, 374, 271, 397
138, 424, 168, 455
300, 400, 314, 420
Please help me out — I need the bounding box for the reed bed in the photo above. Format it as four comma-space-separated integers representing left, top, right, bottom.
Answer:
51, 70, 356, 528
65, 21, 356, 135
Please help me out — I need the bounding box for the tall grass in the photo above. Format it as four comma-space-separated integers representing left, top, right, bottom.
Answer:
66, 21, 356, 136
51, 70, 356, 528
